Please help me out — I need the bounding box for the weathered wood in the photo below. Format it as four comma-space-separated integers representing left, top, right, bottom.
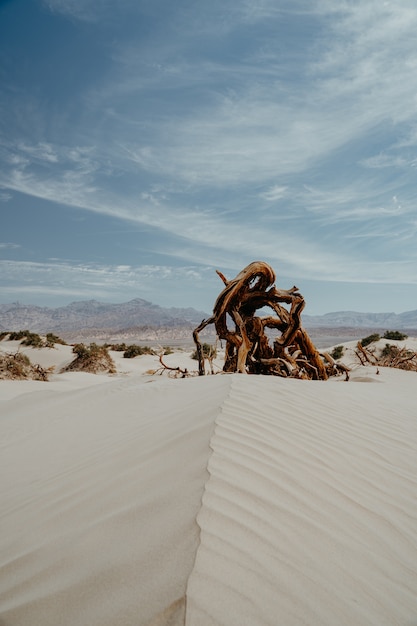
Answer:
193, 261, 346, 380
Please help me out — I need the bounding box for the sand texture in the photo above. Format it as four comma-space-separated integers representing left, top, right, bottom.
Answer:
1, 341, 417, 625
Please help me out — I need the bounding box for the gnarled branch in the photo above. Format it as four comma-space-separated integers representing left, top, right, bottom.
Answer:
193, 261, 347, 380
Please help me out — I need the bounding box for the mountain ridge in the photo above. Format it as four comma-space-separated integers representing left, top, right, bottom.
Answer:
303, 309, 417, 329
0, 299, 209, 334
1, 299, 416, 333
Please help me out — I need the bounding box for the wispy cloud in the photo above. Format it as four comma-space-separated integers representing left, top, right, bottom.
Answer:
259, 186, 288, 202
42, 0, 113, 22
0, 140, 104, 212
2, 0, 417, 312
102, 4, 417, 192
0, 259, 215, 306
0, 242, 20, 249
360, 154, 410, 169
17, 142, 59, 163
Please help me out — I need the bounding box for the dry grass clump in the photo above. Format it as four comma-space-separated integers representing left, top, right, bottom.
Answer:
355, 341, 417, 372
0, 352, 51, 381
379, 344, 417, 371
62, 343, 116, 374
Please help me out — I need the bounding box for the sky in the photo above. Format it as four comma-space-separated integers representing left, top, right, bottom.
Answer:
1, 0, 417, 315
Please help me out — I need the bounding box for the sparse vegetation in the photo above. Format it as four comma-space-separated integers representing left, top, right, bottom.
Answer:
356, 340, 417, 371
46, 333, 67, 346
6, 330, 66, 348
62, 343, 116, 374
330, 345, 344, 360
360, 333, 380, 347
123, 344, 155, 359
191, 342, 217, 360
21, 332, 44, 348
104, 343, 156, 358
0, 352, 50, 380
104, 343, 128, 352
381, 343, 398, 358
383, 330, 408, 341
379, 344, 417, 370
8, 330, 32, 341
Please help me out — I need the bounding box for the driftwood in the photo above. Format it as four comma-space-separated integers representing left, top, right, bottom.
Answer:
193, 261, 349, 380
157, 353, 190, 378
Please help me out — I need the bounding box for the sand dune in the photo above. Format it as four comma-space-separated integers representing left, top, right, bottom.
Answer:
187, 372, 417, 625
1, 341, 417, 625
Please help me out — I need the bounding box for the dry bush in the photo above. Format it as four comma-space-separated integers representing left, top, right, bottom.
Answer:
379, 344, 417, 371
62, 343, 116, 374
355, 341, 417, 372
0, 352, 51, 381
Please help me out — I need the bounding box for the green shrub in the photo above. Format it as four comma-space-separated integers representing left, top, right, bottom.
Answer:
123, 345, 154, 358
72, 343, 90, 358
191, 343, 217, 360
21, 332, 44, 348
8, 330, 46, 348
46, 333, 67, 347
124, 345, 144, 358
105, 343, 128, 352
330, 345, 344, 360
383, 330, 408, 341
361, 333, 380, 347
381, 343, 397, 358
9, 330, 31, 341
7, 330, 66, 348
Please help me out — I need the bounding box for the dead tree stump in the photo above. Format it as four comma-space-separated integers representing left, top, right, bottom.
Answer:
193, 261, 347, 380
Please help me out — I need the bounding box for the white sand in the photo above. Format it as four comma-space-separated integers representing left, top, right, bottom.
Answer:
1, 339, 417, 625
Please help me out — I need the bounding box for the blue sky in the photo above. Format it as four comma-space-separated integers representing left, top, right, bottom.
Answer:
1, 0, 417, 315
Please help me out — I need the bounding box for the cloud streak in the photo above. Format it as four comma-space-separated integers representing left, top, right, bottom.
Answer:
1, 0, 417, 312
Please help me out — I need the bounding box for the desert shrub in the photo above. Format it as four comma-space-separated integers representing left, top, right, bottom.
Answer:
191, 343, 217, 360
381, 343, 398, 358
105, 343, 128, 352
162, 346, 174, 355
124, 345, 144, 358
361, 333, 380, 347
9, 330, 31, 341
0, 332, 9, 341
8, 330, 46, 347
0, 352, 50, 380
63, 343, 116, 374
379, 343, 417, 370
21, 332, 44, 348
330, 345, 344, 360
383, 330, 408, 341
123, 344, 154, 358
46, 333, 67, 347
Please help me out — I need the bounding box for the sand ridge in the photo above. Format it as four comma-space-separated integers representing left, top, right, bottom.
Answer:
0, 375, 230, 625
186, 373, 417, 625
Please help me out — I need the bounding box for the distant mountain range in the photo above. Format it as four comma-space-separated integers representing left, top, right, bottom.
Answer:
1, 299, 416, 335
0, 299, 209, 334
302, 310, 417, 330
